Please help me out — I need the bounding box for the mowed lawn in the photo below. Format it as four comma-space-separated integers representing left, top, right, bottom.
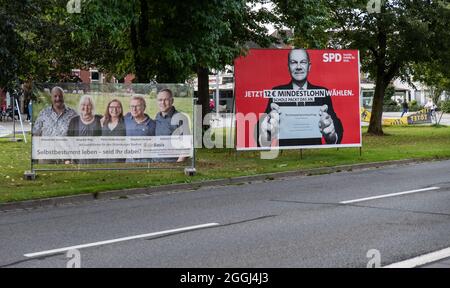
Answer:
1, 126, 450, 203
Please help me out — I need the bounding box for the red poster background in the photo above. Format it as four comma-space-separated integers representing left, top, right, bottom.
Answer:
234, 49, 361, 149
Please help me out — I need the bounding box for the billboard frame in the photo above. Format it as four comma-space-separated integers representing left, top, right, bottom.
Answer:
24, 84, 197, 180
234, 48, 362, 152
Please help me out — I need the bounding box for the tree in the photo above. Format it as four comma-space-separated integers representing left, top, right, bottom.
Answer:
413, 61, 450, 124
0, 0, 85, 98
0, 6, 20, 105
72, 0, 275, 121
71, 1, 136, 79
273, 0, 450, 135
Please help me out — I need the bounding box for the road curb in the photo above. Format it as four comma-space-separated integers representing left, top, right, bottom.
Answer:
0, 158, 437, 212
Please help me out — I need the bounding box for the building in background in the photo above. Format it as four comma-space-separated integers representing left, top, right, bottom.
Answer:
191, 68, 234, 113
360, 74, 445, 109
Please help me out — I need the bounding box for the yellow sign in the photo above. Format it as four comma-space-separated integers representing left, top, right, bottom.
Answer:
360, 107, 371, 122
360, 107, 431, 126
360, 108, 408, 126
382, 117, 408, 125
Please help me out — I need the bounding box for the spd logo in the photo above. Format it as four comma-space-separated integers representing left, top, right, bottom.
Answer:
323, 53, 342, 63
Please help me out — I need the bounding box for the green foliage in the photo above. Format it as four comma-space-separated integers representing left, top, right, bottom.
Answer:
0, 0, 86, 89
273, 0, 450, 135
273, 0, 333, 48
71, 0, 138, 79
383, 103, 400, 112
383, 85, 396, 104
412, 61, 450, 107
0, 6, 20, 88
409, 100, 422, 112
72, 0, 275, 83
440, 100, 450, 113
382, 84, 399, 112
70, 0, 275, 122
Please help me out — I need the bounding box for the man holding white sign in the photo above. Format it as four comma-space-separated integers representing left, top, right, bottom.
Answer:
259, 49, 343, 147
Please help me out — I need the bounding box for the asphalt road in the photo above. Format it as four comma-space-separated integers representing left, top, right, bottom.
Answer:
1, 160, 450, 268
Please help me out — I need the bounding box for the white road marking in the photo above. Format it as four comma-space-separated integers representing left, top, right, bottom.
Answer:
384, 247, 450, 268
24, 223, 220, 258
340, 187, 440, 204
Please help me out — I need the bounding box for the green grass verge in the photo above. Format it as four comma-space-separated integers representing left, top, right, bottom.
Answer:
1, 126, 450, 203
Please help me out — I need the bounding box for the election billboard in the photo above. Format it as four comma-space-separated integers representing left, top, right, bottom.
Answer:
234, 48, 361, 150
31, 83, 193, 165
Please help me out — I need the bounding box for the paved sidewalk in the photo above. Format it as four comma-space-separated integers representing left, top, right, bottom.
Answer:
0, 118, 31, 135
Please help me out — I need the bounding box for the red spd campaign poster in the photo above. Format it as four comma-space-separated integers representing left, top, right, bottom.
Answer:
235, 48, 361, 150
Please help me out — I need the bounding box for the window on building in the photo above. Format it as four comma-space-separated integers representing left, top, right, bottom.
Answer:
222, 77, 234, 84
362, 90, 374, 108
91, 71, 100, 82
362, 91, 374, 98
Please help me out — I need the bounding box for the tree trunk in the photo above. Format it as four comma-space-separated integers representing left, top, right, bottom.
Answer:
130, 0, 150, 83
367, 76, 388, 135
368, 13, 389, 136
197, 66, 210, 128
130, 23, 144, 83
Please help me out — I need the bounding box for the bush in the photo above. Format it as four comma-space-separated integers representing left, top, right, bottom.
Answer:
383, 99, 400, 112
383, 104, 401, 112
409, 100, 423, 112
440, 100, 450, 113
383, 85, 396, 104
